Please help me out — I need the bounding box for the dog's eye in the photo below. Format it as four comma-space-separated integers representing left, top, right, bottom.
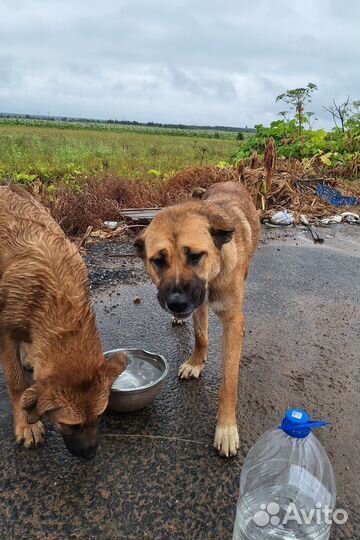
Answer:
188, 252, 204, 265
151, 257, 167, 270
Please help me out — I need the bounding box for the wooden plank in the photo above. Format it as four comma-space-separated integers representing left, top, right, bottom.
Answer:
121, 208, 162, 223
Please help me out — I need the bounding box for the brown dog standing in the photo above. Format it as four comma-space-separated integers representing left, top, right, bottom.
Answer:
135, 182, 260, 457
0, 186, 126, 459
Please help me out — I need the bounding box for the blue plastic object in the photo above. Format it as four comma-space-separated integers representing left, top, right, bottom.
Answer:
317, 184, 358, 207
280, 409, 329, 438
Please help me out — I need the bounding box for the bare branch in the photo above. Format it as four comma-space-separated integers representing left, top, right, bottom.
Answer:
323, 96, 352, 131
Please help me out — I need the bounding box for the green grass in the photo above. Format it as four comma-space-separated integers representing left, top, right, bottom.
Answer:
0, 123, 239, 185
0, 118, 243, 139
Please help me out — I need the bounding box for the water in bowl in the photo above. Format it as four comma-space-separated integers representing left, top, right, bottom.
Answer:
112, 356, 162, 391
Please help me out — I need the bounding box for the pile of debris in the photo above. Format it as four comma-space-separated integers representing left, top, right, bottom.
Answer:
240, 164, 359, 224
162, 142, 360, 225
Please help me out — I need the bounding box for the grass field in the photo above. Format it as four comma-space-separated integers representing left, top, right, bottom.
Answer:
1, 120, 359, 236
0, 121, 240, 186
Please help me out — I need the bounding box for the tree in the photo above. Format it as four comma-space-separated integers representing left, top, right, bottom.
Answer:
323, 96, 352, 132
305, 112, 317, 130
278, 111, 290, 122
351, 100, 360, 123
345, 100, 360, 129
352, 100, 360, 113
276, 83, 318, 134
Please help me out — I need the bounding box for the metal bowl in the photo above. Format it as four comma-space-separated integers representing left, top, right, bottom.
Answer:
104, 348, 169, 412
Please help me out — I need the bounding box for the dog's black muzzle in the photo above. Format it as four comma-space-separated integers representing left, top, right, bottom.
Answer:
62, 428, 98, 460
157, 278, 207, 318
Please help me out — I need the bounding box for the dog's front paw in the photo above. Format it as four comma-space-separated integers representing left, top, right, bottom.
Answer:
214, 424, 239, 457
178, 360, 203, 379
15, 420, 45, 448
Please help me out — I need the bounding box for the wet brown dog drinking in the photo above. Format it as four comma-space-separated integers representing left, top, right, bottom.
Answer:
135, 182, 260, 457
0, 186, 126, 459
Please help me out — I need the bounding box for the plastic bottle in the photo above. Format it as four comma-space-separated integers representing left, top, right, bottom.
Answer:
233, 409, 336, 540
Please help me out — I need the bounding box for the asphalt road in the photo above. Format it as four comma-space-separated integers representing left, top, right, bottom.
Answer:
0, 226, 359, 539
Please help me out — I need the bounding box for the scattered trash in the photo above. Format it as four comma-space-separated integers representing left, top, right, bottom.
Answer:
103, 221, 119, 230
341, 211, 360, 224
262, 204, 359, 231
264, 211, 295, 227
316, 184, 358, 207
91, 225, 127, 239
321, 215, 343, 225
133, 296, 141, 304
321, 212, 360, 225
300, 215, 324, 244
271, 210, 295, 225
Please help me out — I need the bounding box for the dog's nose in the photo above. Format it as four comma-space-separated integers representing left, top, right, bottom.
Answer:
67, 441, 97, 460
62, 434, 98, 460
166, 292, 189, 314
80, 445, 97, 460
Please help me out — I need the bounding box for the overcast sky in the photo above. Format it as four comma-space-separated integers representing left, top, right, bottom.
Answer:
0, 0, 359, 128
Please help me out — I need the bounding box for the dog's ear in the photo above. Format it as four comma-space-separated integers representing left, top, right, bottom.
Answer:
21, 384, 63, 424
191, 187, 207, 199
206, 210, 235, 249
134, 231, 146, 259
210, 227, 235, 248
103, 352, 128, 384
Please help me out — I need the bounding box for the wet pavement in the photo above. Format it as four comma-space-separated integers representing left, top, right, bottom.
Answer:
0, 225, 360, 539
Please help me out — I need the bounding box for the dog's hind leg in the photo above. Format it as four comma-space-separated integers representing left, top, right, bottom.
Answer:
0, 337, 44, 447
178, 302, 208, 379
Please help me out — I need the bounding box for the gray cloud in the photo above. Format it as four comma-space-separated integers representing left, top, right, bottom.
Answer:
0, 0, 359, 127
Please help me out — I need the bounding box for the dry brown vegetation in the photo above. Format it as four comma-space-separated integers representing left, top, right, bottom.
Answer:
48, 167, 241, 234
30, 158, 360, 235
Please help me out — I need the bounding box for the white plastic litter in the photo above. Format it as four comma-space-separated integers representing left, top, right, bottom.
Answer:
321, 215, 343, 225
321, 212, 359, 225
103, 221, 119, 230
341, 212, 360, 223
270, 211, 295, 226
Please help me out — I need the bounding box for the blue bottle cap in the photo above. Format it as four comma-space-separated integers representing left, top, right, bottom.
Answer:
280, 409, 329, 438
